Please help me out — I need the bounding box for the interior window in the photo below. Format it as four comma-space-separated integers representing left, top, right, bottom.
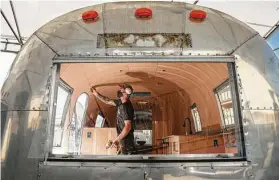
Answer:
68, 93, 89, 155
215, 80, 235, 129
95, 114, 105, 128
190, 103, 202, 133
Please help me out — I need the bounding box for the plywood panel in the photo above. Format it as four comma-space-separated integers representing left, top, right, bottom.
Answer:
81, 128, 117, 155
81, 128, 94, 154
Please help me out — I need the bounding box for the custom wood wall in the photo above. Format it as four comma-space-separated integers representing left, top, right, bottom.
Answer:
152, 91, 190, 149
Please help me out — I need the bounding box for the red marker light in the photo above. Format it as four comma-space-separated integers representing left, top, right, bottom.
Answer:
82, 10, 99, 23
135, 8, 152, 19
189, 10, 206, 21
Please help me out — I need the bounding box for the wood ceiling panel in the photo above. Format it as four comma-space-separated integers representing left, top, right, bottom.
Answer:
60, 62, 229, 131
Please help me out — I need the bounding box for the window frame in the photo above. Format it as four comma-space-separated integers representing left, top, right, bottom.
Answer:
45, 56, 246, 163
52, 79, 73, 148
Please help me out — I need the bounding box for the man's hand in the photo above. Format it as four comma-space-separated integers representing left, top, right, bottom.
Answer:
90, 86, 117, 106
90, 87, 98, 96
111, 139, 119, 149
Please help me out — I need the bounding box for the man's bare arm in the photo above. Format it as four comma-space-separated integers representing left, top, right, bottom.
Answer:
90, 87, 116, 106
114, 120, 132, 141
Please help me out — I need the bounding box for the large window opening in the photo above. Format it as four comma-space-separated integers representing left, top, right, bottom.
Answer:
49, 61, 243, 159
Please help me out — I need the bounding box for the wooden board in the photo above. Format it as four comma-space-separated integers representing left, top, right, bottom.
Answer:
80, 128, 118, 155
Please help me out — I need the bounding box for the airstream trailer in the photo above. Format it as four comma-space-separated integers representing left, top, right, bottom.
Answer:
1, 1, 279, 180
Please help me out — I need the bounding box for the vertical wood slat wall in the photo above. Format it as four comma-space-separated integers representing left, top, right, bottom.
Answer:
152, 91, 190, 154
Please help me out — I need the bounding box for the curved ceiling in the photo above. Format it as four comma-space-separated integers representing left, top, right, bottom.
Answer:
60, 62, 228, 127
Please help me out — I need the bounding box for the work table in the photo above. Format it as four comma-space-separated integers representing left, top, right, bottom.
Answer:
159, 132, 237, 154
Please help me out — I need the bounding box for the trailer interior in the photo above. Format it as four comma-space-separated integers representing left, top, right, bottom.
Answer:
51, 62, 240, 156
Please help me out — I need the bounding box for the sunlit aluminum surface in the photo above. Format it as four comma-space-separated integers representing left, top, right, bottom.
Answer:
1, 1, 279, 180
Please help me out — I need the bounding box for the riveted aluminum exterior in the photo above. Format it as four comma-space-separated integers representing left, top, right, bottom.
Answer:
1, 1, 279, 180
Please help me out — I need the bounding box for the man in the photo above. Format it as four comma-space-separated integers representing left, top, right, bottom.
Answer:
90, 84, 136, 155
